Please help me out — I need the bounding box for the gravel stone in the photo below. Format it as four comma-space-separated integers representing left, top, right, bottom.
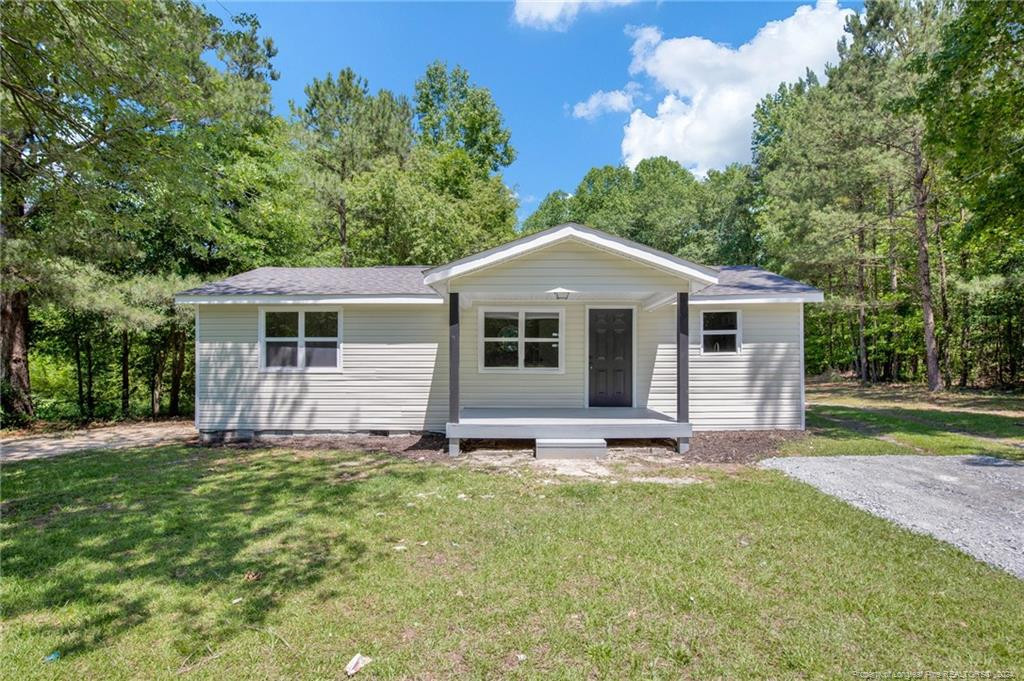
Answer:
761, 455, 1024, 579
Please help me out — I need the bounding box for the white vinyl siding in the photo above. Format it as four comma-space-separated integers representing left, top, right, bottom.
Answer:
196, 304, 448, 432
461, 303, 584, 407
646, 303, 804, 430
195, 301, 804, 434
450, 240, 689, 294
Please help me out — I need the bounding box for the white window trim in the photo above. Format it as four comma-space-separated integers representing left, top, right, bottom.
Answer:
699, 309, 742, 355
477, 306, 565, 374
258, 306, 344, 373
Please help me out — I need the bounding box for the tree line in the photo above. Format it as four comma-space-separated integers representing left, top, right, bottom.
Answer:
525, 0, 1023, 392
1, 0, 1020, 425
1, 1, 517, 424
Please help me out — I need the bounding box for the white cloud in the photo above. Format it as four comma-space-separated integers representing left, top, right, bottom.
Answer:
612, 0, 852, 175
572, 82, 641, 120
514, 0, 636, 31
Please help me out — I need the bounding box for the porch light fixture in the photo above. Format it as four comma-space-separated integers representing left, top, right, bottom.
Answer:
548, 287, 574, 301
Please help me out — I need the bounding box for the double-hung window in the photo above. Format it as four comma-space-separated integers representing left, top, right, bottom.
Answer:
261, 308, 342, 371
701, 310, 741, 354
480, 308, 564, 372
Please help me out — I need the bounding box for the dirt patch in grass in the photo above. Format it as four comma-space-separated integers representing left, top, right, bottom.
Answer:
1, 416, 194, 438
234, 432, 450, 460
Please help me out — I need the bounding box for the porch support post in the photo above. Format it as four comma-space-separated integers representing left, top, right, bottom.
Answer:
448, 292, 460, 456
676, 292, 690, 454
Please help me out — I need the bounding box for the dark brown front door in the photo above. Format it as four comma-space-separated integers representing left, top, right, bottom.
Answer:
588, 308, 632, 407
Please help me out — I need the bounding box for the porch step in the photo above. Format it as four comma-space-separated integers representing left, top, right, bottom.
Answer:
535, 438, 608, 460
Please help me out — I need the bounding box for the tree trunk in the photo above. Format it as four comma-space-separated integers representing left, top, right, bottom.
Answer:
169, 330, 186, 416
150, 334, 168, 417
885, 182, 899, 381
911, 145, 943, 392
0, 290, 34, 422
338, 197, 349, 267
0, 128, 34, 423
121, 330, 131, 418
934, 214, 952, 387
73, 318, 85, 418
85, 337, 95, 419
958, 251, 971, 387
856, 222, 868, 383
1008, 317, 1017, 385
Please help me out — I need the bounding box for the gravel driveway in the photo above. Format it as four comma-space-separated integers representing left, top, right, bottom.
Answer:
1, 421, 196, 463
762, 455, 1024, 579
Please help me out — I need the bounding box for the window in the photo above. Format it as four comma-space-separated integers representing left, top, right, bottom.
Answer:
260, 308, 342, 370
479, 309, 564, 372
701, 310, 740, 354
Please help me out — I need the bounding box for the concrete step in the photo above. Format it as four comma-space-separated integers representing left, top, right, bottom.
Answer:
535, 438, 608, 460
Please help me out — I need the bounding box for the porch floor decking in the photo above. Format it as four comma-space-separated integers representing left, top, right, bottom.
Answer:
446, 407, 691, 440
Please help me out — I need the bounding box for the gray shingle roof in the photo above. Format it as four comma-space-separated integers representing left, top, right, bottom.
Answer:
178, 266, 435, 297
177, 264, 819, 300
694, 266, 820, 298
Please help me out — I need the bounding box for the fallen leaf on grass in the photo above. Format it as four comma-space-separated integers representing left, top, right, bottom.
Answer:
244, 571, 262, 582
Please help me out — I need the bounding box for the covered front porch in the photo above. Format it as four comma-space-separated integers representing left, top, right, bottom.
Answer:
423, 224, 719, 457
443, 290, 694, 455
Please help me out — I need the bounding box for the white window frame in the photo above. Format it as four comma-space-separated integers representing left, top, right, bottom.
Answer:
478, 307, 565, 374
258, 306, 343, 372
700, 309, 742, 355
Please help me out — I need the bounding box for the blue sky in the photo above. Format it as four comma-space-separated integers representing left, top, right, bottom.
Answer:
213, 1, 861, 221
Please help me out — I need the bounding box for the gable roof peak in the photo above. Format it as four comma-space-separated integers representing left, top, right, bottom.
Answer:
423, 222, 719, 289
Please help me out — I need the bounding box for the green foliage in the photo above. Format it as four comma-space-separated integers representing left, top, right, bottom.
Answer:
414, 61, 516, 174
523, 0, 1022, 388
4, 0, 1021, 423
522, 191, 573, 233
345, 147, 517, 266
919, 0, 1024, 243
290, 68, 414, 264
1, 4, 526, 423
523, 157, 758, 265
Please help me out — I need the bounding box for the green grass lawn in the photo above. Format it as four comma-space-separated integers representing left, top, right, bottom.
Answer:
781, 383, 1024, 460
3, 444, 1023, 679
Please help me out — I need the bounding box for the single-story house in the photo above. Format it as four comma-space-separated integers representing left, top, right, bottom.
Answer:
175, 223, 823, 456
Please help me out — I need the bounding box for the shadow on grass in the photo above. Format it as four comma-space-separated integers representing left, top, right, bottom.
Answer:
863, 406, 1024, 441
812, 405, 1023, 461
779, 411, 916, 457
807, 381, 1024, 413
0, 444, 427, 659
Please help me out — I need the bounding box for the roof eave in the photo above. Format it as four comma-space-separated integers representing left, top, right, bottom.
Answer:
644, 291, 825, 311
174, 293, 444, 305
